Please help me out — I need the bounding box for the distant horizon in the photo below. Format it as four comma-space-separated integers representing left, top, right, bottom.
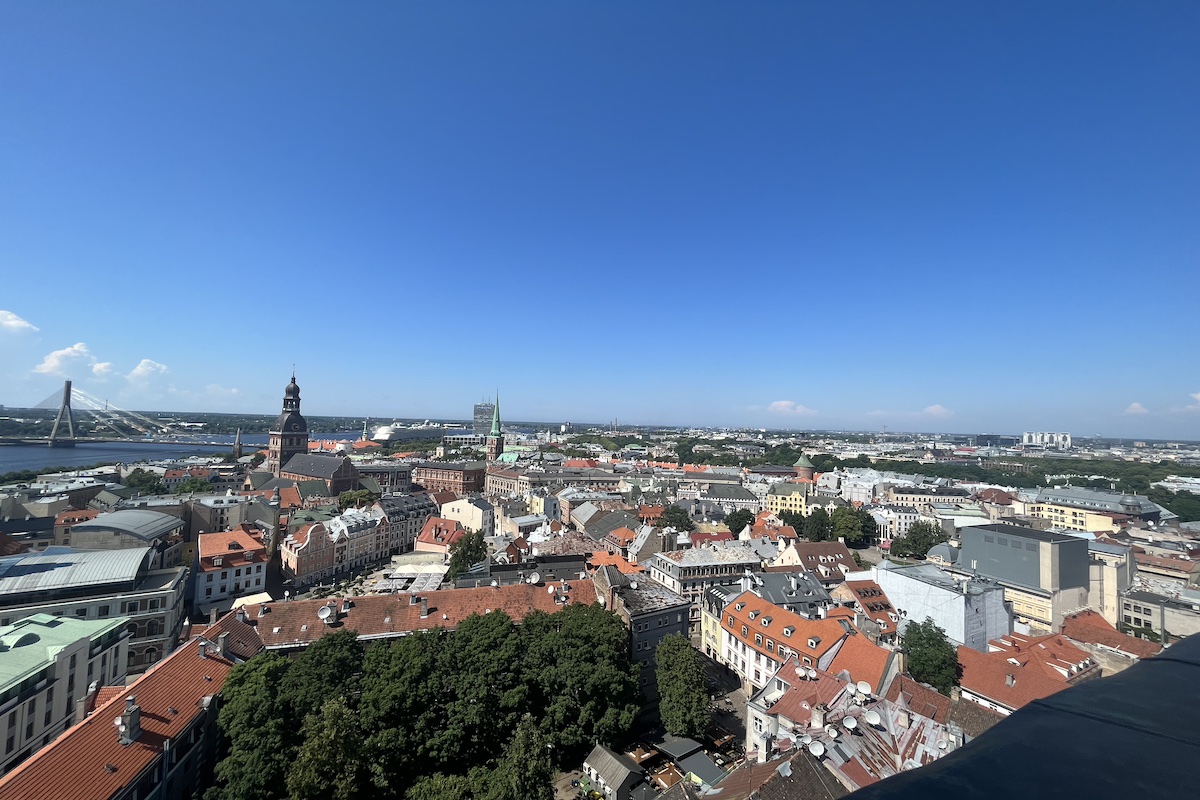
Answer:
4, 399, 1197, 446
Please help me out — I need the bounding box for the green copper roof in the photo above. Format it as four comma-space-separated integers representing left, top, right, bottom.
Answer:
490, 393, 502, 437
792, 454, 815, 469
0, 613, 128, 693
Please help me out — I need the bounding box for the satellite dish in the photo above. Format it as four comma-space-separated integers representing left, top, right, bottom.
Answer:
630, 581, 638, 589
825, 725, 839, 739
864, 710, 882, 727
844, 716, 858, 730
528, 572, 541, 584
547, 584, 556, 594
938, 739, 947, 750
856, 680, 872, 696
317, 605, 334, 622
800, 734, 812, 745
808, 741, 825, 758
805, 667, 817, 680
490, 580, 499, 587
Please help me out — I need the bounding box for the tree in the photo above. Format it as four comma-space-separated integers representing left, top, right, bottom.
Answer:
249, 452, 266, 468
339, 489, 380, 510
446, 530, 487, 580
124, 467, 165, 495
655, 634, 711, 739
803, 507, 832, 541
890, 521, 948, 559
176, 476, 215, 494
280, 628, 365, 717
904, 618, 959, 694
660, 505, 696, 533
779, 511, 805, 532
830, 506, 865, 547
209, 653, 295, 800
487, 715, 555, 800
724, 509, 754, 536
286, 697, 369, 800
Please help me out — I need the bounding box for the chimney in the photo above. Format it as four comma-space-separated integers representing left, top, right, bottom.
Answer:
218, 632, 230, 659
235, 608, 248, 624
420, 597, 428, 619
1005, 674, 1016, 687
258, 603, 268, 619
811, 703, 827, 729
199, 641, 208, 659
116, 696, 142, 745
208, 607, 218, 625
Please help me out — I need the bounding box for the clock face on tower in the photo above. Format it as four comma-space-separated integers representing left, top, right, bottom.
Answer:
291, 423, 300, 430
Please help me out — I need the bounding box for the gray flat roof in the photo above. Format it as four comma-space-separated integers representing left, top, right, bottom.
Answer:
0, 547, 149, 597
962, 523, 1079, 544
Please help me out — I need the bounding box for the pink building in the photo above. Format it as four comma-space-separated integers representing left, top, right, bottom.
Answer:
280, 521, 335, 587
414, 517, 467, 557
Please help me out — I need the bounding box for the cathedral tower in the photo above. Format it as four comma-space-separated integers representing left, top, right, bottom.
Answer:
266, 373, 309, 475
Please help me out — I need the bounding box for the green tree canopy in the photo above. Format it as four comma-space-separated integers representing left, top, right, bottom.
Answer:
655, 634, 711, 739
660, 505, 697, 533
724, 508, 754, 536
803, 507, 832, 541
339, 488, 380, 510
446, 530, 488, 580
286, 697, 370, 800
890, 520, 949, 559
123, 467, 165, 495
176, 476, 216, 494
904, 617, 959, 694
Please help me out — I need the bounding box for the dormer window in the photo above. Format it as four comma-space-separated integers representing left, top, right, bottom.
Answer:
748, 610, 759, 620
783, 626, 794, 637
735, 603, 745, 611
213, 557, 222, 567
807, 636, 821, 649
761, 616, 772, 627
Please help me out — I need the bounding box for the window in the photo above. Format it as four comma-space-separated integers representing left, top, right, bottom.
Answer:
755, 634, 763, 646
766, 640, 774, 652
207, 573, 213, 582
98, 605, 109, 617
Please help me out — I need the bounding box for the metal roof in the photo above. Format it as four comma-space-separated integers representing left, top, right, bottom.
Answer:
0, 547, 149, 597
69, 509, 183, 541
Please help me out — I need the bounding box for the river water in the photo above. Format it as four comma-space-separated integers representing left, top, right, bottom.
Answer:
0, 433, 365, 475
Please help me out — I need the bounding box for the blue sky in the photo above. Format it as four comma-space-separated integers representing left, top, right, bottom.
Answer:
1, 2, 1197, 437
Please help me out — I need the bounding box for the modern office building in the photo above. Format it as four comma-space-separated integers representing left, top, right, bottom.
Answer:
874, 562, 1010, 651
472, 402, 495, 437
955, 524, 1089, 632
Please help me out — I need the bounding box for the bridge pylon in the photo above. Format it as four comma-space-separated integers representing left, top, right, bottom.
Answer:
48, 380, 77, 447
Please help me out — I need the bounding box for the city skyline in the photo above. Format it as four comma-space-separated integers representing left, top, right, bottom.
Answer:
2, 2, 1198, 438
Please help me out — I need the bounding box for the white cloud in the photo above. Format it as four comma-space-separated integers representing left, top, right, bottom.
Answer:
921, 404, 954, 418
33, 342, 92, 375
92, 362, 113, 378
1124, 402, 1149, 415
0, 310, 38, 332
126, 359, 168, 381
1187, 392, 1200, 413
767, 400, 818, 416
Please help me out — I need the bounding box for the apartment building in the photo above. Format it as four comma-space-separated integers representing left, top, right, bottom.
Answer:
0, 614, 129, 775
647, 544, 761, 632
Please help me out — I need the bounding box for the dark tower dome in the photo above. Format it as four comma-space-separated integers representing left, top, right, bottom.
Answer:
285, 374, 300, 400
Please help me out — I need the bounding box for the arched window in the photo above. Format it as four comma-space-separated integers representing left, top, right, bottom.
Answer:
146, 619, 161, 637
126, 622, 139, 639
143, 647, 158, 665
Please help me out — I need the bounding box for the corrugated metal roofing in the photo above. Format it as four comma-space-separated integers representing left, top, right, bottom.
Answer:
0, 547, 149, 597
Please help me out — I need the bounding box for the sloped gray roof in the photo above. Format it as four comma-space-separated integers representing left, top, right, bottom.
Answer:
282, 453, 352, 479
584, 743, 642, 786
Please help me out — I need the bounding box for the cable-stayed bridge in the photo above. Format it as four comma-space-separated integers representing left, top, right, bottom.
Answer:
4, 381, 232, 448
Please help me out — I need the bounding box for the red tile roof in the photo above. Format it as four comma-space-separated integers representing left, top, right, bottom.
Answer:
691, 531, 735, 547
765, 659, 851, 726
196, 526, 266, 572
826, 630, 895, 694
0, 639, 236, 800
1061, 609, 1161, 659
253, 580, 595, 649
54, 508, 101, 527
723, 592, 852, 665
987, 632, 1099, 682
417, 517, 466, 548
843, 580, 897, 635
884, 676, 951, 723
957, 644, 1071, 712
588, 551, 645, 575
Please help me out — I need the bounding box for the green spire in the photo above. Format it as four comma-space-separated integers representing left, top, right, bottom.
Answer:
793, 454, 815, 469
490, 393, 502, 437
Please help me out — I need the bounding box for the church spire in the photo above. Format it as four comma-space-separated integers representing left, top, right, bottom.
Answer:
490, 392, 502, 437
